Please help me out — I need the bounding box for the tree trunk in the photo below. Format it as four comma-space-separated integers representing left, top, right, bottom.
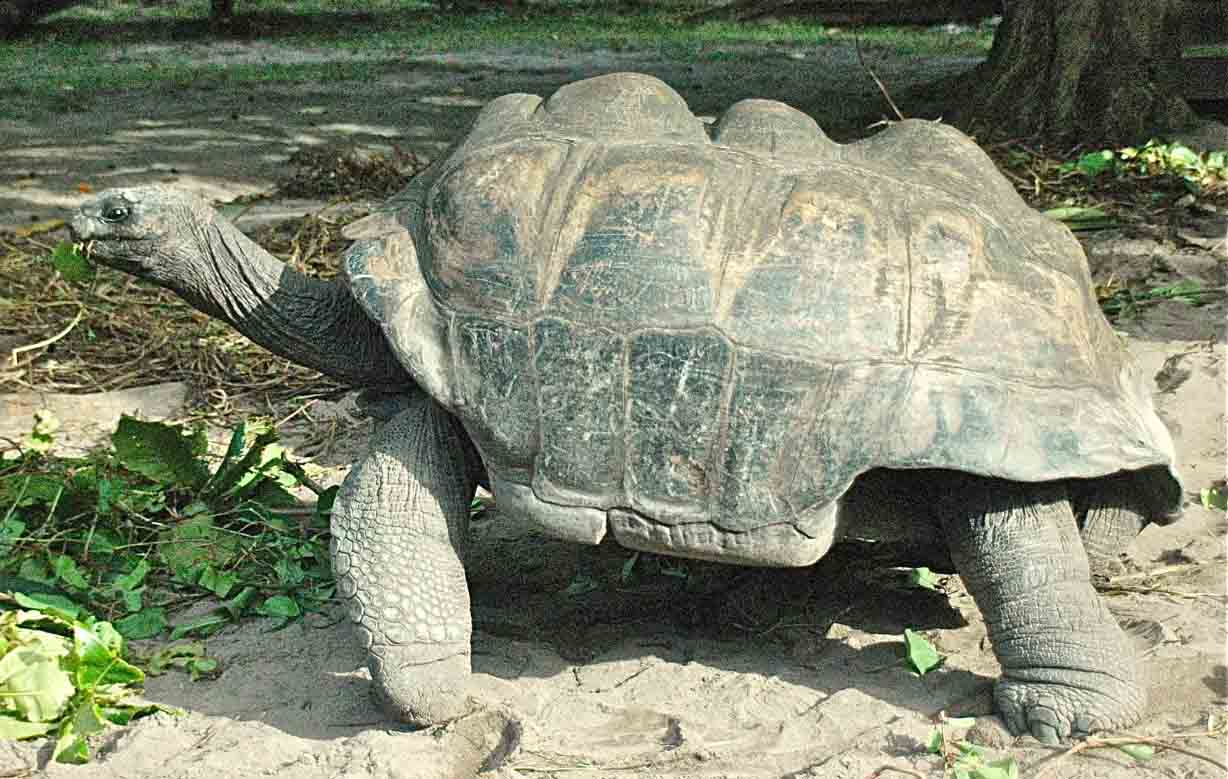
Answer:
0, 0, 83, 37
956, 0, 1194, 145
210, 0, 234, 25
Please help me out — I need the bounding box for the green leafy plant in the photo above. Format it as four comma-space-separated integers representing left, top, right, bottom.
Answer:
1121, 142, 1226, 193
50, 242, 96, 284
619, 551, 691, 585
907, 567, 942, 591
1202, 482, 1227, 512
1116, 743, 1155, 761
25, 410, 61, 455
144, 641, 219, 681
1060, 141, 1228, 195
903, 628, 942, 675
1042, 205, 1118, 231
0, 591, 170, 763
0, 415, 336, 642
1098, 280, 1222, 321
561, 573, 600, 597
927, 724, 1019, 779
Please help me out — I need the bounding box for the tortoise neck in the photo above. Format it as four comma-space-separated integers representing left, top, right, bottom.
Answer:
184, 218, 410, 390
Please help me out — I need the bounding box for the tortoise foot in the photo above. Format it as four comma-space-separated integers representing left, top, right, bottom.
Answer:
995, 677, 1145, 744
369, 644, 517, 727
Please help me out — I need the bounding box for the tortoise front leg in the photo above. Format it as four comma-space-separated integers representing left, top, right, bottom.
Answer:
330, 390, 481, 725
937, 474, 1145, 744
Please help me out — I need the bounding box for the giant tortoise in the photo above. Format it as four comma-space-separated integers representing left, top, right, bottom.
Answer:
70, 72, 1182, 743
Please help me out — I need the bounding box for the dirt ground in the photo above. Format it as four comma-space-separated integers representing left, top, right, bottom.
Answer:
1, 39, 1226, 779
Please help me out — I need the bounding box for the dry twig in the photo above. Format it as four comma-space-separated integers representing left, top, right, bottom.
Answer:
0, 220, 348, 415
8, 304, 85, 366
871, 765, 927, 778
855, 35, 905, 122
1031, 721, 1228, 778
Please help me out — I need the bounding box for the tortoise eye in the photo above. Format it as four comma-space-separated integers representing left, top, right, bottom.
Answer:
101, 203, 130, 223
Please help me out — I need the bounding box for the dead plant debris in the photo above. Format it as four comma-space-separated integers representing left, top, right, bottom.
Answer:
0, 217, 356, 416
277, 144, 427, 201
246, 212, 355, 279
987, 139, 1227, 223
986, 139, 1228, 315
0, 146, 434, 415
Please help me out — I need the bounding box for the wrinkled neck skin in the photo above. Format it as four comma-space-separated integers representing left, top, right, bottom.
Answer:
169, 217, 410, 391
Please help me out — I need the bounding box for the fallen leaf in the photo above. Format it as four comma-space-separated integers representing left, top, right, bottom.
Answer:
13, 219, 66, 238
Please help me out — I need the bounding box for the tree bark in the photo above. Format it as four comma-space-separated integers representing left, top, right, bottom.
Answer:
955, 0, 1195, 145
210, 0, 234, 25
0, 0, 83, 37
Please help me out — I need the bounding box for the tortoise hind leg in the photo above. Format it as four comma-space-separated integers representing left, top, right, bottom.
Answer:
1072, 468, 1180, 575
935, 473, 1145, 743
330, 390, 496, 725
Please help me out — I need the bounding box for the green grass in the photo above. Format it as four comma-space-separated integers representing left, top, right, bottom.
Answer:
0, 0, 995, 115
1185, 43, 1228, 57
3, 52, 385, 95
3, 0, 1218, 107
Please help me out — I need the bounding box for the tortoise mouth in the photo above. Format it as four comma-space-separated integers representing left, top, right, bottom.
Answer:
72, 237, 153, 273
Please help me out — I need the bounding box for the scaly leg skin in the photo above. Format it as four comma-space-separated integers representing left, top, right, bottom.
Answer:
331, 390, 487, 726
1073, 469, 1175, 577
1075, 489, 1144, 577
937, 475, 1146, 744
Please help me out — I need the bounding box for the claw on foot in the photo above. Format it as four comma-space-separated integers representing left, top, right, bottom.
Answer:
995, 678, 1142, 743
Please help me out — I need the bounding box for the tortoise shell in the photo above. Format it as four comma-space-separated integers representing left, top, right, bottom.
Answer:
344, 72, 1180, 565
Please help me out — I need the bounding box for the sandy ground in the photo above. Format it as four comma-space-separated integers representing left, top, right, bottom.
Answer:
1, 40, 1226, 779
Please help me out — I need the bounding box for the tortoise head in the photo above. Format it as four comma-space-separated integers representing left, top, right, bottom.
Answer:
70, 186, 215, 286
